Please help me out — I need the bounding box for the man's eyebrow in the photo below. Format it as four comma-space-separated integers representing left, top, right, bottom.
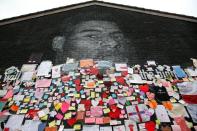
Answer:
79, 29, 102, 33
110, 31, 122, 34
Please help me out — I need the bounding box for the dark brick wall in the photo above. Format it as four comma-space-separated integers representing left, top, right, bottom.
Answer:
0, 5, 197, 70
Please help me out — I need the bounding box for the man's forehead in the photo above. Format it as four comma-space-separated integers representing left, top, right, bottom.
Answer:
73, 20, 120, 33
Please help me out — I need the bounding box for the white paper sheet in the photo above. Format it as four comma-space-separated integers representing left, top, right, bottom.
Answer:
21, 120, 41, 131
5, 115, 25, 131
100, 126, 112, 131
115, 63, 128, 72
36, 61, 52, 77
155, 105, 170, 122
83, 125, 99, 131
21, 71, 34, 81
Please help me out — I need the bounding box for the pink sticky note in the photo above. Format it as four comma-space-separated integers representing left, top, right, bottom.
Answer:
108, 98, 115, 105
35, 88, 44, 99
61, 102, 70, 113
3, 90, 13, 99
86, 111, 91, 116
56, 113, 63, 120
85, 117, 95, 123
90, 106, 103, 117
96, 118, 103, 124
35, 79, 52, 88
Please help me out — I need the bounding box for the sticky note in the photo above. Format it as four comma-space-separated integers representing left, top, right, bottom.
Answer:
91, 92, 96, 98
20, 109, 28, 113
73, 124, 81, 130
74, 93, 80, 98
61, 102, 69, 113
24, 97, 30, 103
85, 117, 95, 123
103, 108, 110, 114
54, 103, 62, 111
96, 118, 103, 124
41, 115, 48, 120
49, 120, 56, 127
76, 111, 85, 120
64, 112, 72, 119
69, 106, 76, 110
56, 113, 63, 120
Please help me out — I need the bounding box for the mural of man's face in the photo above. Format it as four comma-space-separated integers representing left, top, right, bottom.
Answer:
60, 20, 129, 63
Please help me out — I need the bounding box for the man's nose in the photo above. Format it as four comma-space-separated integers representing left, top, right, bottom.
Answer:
99, 36, 119, 48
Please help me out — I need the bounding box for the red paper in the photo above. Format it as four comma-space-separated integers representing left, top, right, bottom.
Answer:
67, 118, 77, 126
145, 121, 156, 131
74, 79, 81, 85
109, 107, 121, 119
139, 84, 149, 93
27, 109, 39, 118
102, 92, 108, 99
116, 76, 125, 85
121, 71, 128, 77
90, 67, 99, 75
76, 85, 83, 92
81, 100, 91, 110
182, 95, 197, 104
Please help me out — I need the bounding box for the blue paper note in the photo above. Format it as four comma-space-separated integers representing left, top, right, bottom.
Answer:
172, 66, 187, 78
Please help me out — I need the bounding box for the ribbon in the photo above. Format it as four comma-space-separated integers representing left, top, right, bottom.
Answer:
128, 106, 143, 122
135, 105, 143, 123
128, 124, 134, 131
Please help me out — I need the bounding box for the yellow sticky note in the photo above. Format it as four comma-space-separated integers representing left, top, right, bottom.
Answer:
54, 103, 62, 111
183, 78, 189, 82
98, 80, 103, 84
103, 108, 110, 114
111, 78, 116, 82
74, 94, 80, 98
170, 98, 177, 103
155, 119, 160, 125
95, 93, 100, 98
123, 93, 127, 96
49, 120, 56, 127
64, 112, 72, 119
8, 98, 12, 102
41, 115, 48, 120
69, 106, 76, 110
91, 92, 95, 98
73, 124, 81, 130
24, 97, 30, 103
20, 109, 28, 113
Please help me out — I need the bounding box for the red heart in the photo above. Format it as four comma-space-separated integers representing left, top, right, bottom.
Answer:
145, 121, 156, 131
121, 71, 128, 77
139, 84, 149, 93
109, 108, 121, 119
67, 118, 77, 126
76, 85, 83, 92
99, 100, 104, 106
102, 92, 108, 99
74, 79, 80, 85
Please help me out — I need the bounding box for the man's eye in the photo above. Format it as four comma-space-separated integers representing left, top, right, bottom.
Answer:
85, 35, 97, 39
111, 34, 124, 41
